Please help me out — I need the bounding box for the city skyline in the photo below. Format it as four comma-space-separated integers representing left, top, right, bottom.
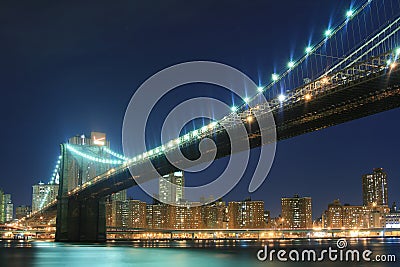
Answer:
1, 163, 396, 223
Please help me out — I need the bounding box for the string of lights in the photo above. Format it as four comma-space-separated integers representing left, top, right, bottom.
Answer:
66, 144, 124, 165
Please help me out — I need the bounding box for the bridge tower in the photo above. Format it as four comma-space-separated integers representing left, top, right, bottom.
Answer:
55, 132, 119, 242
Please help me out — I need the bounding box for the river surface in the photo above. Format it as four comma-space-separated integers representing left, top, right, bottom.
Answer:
0, 238, 399, 266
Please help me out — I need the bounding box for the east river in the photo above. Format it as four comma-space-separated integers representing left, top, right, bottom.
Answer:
0, 238, 399, 266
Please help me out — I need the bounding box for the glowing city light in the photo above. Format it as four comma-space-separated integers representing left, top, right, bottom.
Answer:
66, 144, 123, 165
346, 10, 354, 18
305, 94, 312, 101
272, 73, 279, 81
324, 29, 332, 37
231, 106, 237, 112
305, 46, 313, 53
278, 94, 286, 102
321, 77, 330, 84
246, 116, 253, 123
287, 61, 295, 68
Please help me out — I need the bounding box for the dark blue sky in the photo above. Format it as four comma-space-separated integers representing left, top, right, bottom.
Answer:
0, 0, 399, 218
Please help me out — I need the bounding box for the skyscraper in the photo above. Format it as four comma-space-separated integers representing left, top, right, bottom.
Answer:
32, 182, 59, 212
4, 195, 13, 222
159, 171, 184, 205
281, 195, 312, 229
0, 189, 4, 223
0, 191, 13, 223
362, 168, 388, 206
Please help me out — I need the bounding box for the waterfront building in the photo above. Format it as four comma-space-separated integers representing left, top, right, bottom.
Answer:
326, 199, 344, 229
281, 195, 312, 229
385, 212, 400, 228
106, 199, 147, 228
227, 200, 265, 229
146, 204, 170, 229
362, 168, 388, 206
169, 203, 203, 229
324, 201, 389, 229
201, 200, 227, 229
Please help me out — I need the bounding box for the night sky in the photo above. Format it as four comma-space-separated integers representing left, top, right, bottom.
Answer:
1, 0, 399, 218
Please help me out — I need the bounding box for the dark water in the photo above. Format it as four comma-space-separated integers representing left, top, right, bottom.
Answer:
0, 238, 399, 267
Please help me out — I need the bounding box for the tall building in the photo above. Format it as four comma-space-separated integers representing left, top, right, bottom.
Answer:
159, 171, 184, 205
362, 168, 388, 206
16, 205, 31, 220
281, 195, 312, 229
4, 194, 13, 222
0, 191, 13, 223
227, 200, 265, 229
32, 182, 59, 212
0, 189, 4, 223
106, 200, 147, 228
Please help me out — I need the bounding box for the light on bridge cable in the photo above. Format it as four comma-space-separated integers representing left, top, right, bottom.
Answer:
278, 94, 286, 102
272, 73, 279, 81
287, 61, 295, 68
243, 97, 249, 104
231, 106, 237, 112
257, 86, 264, 92
346, 10, 354, 18
305, 46, 312, 54
324, 29, 332, 37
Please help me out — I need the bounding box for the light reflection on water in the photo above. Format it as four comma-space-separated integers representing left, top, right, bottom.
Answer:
0, 238, 399, 267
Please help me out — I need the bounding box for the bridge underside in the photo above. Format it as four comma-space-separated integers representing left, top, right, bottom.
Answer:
48, 68, 400, 242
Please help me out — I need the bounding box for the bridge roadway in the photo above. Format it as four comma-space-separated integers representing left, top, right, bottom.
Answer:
30, 64, 400, 221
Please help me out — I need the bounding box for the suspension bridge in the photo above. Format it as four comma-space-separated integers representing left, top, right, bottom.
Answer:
20, 0, 400, 242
